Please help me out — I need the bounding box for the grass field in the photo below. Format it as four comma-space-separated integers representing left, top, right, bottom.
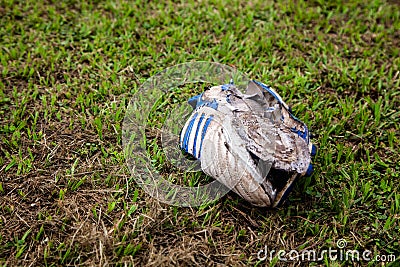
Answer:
1, 0, 399, 266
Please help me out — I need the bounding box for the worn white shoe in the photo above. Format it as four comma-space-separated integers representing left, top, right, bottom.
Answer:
180, 81, 316, 207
